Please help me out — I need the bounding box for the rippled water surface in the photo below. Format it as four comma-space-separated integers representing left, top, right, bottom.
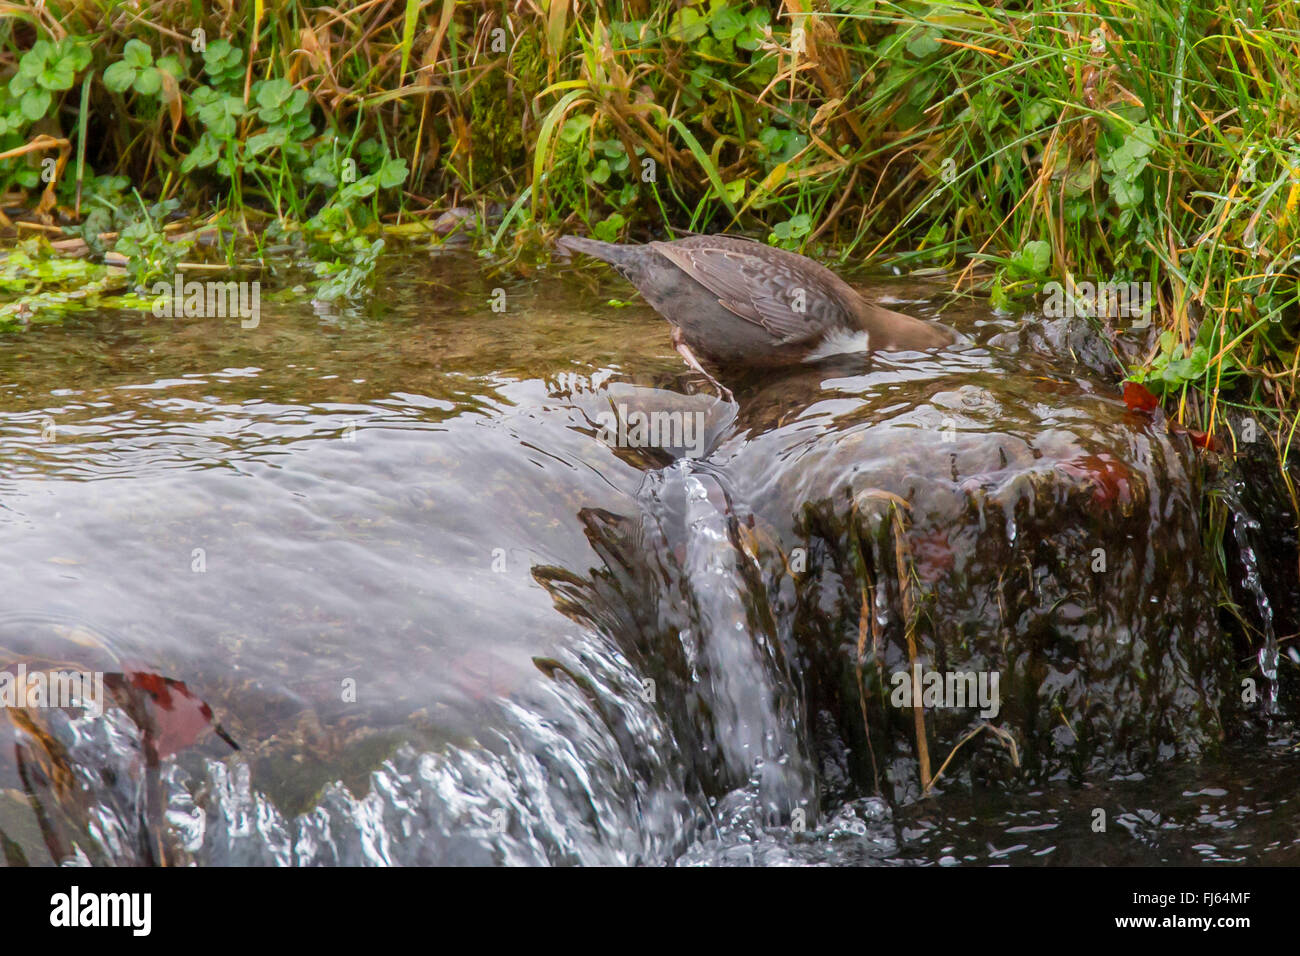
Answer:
0, 250, 1295, 865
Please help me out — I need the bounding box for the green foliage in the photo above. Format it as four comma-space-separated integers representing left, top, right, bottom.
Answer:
591, 212, 625, 242
111, 196, 194, 291
313, 236, 386, 301
0, 36, 93, 192
769, 213, 812, 249
201, 39, 244, 89
0, 15, 414, 306
0, 238, 121, 328
1009, 241, 1051, 280
9, 37, 91, 120
1130, 320, 1242, 396
1098, 118, 1158, 234
669, 1, 769, 50
0, 0, 1296, 438
102, 39, 181, 98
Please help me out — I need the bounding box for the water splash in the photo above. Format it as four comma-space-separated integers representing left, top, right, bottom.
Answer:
1228, 504, 1281, 718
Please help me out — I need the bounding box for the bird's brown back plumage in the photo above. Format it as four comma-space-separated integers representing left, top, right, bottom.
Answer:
558, 233, 954, 364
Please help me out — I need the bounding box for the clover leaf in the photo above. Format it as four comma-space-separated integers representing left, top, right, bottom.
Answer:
103, 39, 167, 97
375, 156, 408, 189
188, 86, 246, 138
202, 38, 245, 89
9, 38, 91, 120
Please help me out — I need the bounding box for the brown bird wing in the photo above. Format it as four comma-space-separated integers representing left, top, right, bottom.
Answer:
651, 241, 841, 344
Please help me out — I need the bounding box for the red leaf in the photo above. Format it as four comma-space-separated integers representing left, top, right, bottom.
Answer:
1168, 422, 1222, 452
1122, 381, 1159, 412
1055, 453, 1135, 508
111, 667, 227, 758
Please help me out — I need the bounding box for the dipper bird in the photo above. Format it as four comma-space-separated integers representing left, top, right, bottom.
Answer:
557, 233, 954, 399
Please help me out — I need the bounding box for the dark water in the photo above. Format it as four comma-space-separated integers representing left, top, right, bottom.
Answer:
0, 250, 1295, 865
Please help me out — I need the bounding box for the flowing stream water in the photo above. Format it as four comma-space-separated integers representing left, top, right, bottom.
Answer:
0, 249, 1295, 865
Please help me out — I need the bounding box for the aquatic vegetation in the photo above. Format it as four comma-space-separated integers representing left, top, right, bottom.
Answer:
312, 235, 386, 302
110, 194, 194, 290
0, 237, 124, 326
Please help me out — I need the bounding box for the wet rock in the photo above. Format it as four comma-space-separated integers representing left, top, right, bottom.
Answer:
713, 338, 1231, 798
562, 382, 735, 467
431, 206, 476, 241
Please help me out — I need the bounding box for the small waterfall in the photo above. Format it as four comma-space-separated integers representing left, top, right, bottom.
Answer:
1227, 502, 1282, 718
634, 460, 817, 828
